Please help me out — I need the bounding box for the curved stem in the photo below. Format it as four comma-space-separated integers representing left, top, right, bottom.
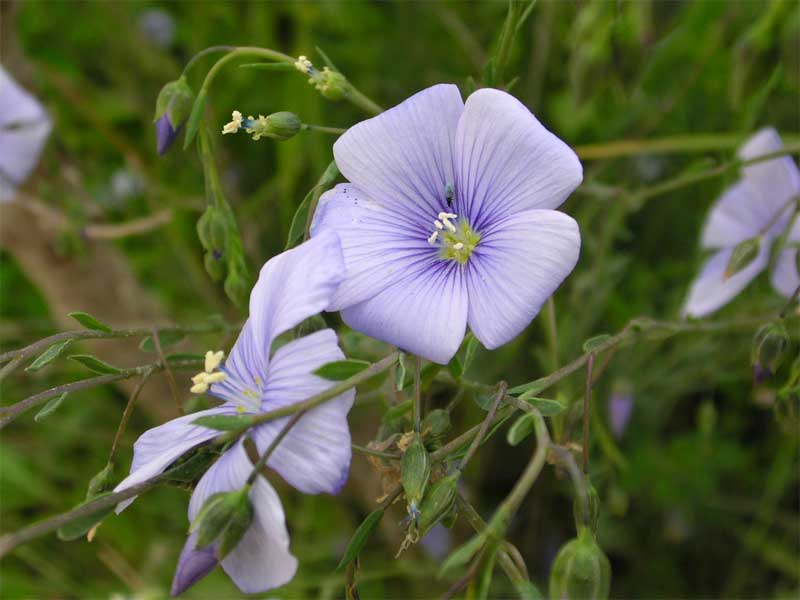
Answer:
182, 45, 235, 77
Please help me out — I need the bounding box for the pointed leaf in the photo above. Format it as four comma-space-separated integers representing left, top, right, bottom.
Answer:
56, 492, 115, 541
507, 412, 535, 446
26, 339, 74, 372
34, 393, 68, 422
509, 379, 547, 398
68, 312, 112, 332
582, 334, 612, 354
336, 508, 385, 571
68, 355, 122, 375
313, 359, 371, 381
192, 414, 253, 431
523, 397, 566, 417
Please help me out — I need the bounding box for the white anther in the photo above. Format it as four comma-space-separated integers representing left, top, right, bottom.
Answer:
438, 212, 457, 220
205, 372, 227, 384
205, 350, 225, 373
190, 381, 209, 394
191, 372, 208, 385
428, 231, 439, 245
453, 242, 464, 250
444, 220, 456, 232
434, 220, 444, 230
222, 111, 243, 135
294, 55, 313, 74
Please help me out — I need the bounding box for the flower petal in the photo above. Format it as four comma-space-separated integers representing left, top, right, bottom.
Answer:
466, 209, 580, 350
702, 128, 799, 248
333, 84, 464, 222
248, 230, 345, 369
188, 442, 298, 594
113, 407, 230, 513
772, 217, 800, 298
311, 183, 436, 309
170, 532, 218, 596
251, 329, 355, 494
454, 88, 582, 230
682, 244, 769, 318
341, 257, 468, 364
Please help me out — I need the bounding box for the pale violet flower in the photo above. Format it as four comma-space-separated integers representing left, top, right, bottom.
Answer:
114, 231, 355, 595
683, 128, 799, 317
0, 65, 51, 202
771, 216, 799, 299
607, 389, 633, 439
311, 84, 582, 364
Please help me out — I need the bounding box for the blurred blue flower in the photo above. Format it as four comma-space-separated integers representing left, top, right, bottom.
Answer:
683, 128, 799, 317
138, 8, 176, 49
0, 66, 51, 202
607, 389, 633, 439
312, 85, 582, 364
115, 231, 354, 595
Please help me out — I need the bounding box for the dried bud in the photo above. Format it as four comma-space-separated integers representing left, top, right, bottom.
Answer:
190, 487, 253, 560
549, 528, 611, 600
154, 76, 194, 155
724, 237, 761, 279
401, 433, 430, 522
751, 322, 790, 383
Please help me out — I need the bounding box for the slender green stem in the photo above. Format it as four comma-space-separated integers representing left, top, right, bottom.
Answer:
780, 284, 800, 318
198, 47, 295, 97
582, 353, 595, 475
247, 410, 306, 485
458, 383, 507, 472
343, 85, 383, 115
352, 443, 401, 461
107, 368, 154, 465
151, 327, 182, 416
0, 359, 203, 429
182, 45, 235, 77
302, 123, 347, 135
758, 196, 798, 236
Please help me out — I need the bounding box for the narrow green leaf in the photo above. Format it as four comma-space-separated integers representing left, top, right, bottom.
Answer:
510, 378, 547, 398
395, 353, 407, 391
285, 188, 315, 249
68, 311, 112, 332
462, 336, 480, 374
166, 352, 205, 363
238, 62, 294, 71
163, 448, 221, 483
383, 399, 412, 424
514, 580, 544, 600
34, 393, 68, 422
56, 492, 115, 541
523, 396, 566, 417
183, 89, 208, 149
26, 339, 74, 372
336, 508, 385, 571
582, 334, 612, 353
447, 354, 463, 379
139, 331, 186, 353
478, 543, 500, 600
439, 532, 486, 576
315, 46, 340, 71
192, 414, 253, 431
314, 359, 371, 381
68, 355, 122, 375
507, 412, 535, 446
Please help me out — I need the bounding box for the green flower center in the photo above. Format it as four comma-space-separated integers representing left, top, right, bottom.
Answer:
428, 212, 480, 265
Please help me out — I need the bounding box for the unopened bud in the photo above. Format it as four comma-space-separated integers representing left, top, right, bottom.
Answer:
751, 322, 790, 383
204, 250, 225, 281
190, 487, 253, 560
154, 76, 194, 155
224, 266, 250, 309
401, 433, 430, 522
573, 479, 600, 534
86, 462, 115, 500
724, 237, 761, 279
549, 527, 611, 600
416, 472, 460, 536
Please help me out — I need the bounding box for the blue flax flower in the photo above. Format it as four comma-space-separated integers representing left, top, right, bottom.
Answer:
311, 84, 583, 364
683, 128, 800, 317
115, 231, 354, 595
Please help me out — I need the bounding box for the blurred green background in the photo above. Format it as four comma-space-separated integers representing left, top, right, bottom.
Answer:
1, 1, 798, 598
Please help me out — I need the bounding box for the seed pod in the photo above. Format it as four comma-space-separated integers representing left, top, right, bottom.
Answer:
401, 433, 430, 522
416, 472, 460, 536
751, 322, 790, 383
549, 527, 611, 600
263, 112, 302, 141
190, 487, 253, 558
318, 69, 348, 101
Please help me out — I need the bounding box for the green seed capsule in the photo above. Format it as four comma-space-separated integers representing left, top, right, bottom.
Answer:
724, 237, 761, 279
573, 479, 600, 534
549, 528, 611, 600
417, 472, 460, 535
190, 486, 253, 558
751, 322, 790, 383
401, 433, 430, 521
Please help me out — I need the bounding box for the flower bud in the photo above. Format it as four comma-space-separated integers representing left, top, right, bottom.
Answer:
196, 206, 229, 254
416, 472, 460, 536
86, 462, 115, 499
401, 433, 430, 522
224, 265, 251, 309
724, 237, 761, 279
549, 528, 611, 600
751, 322, 790, 383
204, 250, 225, 282
190, 487, 253, 559
154, 76, 195, 155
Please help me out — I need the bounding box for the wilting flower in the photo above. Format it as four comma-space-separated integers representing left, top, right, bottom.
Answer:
772, 216, 799, 300
115, 231, 355, 594
311, 84, 582, 364
0, 66, 52, 202
683, 128, 800, 317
